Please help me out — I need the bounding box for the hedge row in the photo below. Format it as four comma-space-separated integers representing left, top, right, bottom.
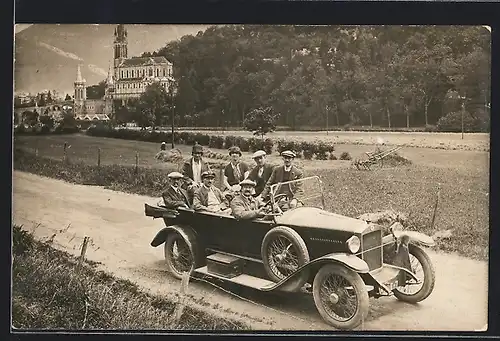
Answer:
86, 126, 337, 160
14, 124, 80, 135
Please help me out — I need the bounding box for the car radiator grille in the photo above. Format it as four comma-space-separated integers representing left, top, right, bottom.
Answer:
361, 230, 383, 270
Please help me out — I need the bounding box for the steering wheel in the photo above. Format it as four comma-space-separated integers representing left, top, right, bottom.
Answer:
262, 193, 289, 214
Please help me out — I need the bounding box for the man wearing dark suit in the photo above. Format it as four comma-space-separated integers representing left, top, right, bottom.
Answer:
161, 172, 190, 209
260, 150, 304, 210
247, 150, 274, 198
193, 171, 230, 213
181, 143, 210, 204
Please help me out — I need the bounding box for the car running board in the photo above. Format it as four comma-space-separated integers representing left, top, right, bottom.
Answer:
194, 266, 276, 291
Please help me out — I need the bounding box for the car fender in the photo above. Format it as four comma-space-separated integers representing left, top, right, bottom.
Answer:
263, 253, 369, 292
150, 224, 197, 248
392, 230, 435, 247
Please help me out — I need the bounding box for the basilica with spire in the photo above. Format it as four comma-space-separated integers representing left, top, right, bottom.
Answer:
73, 24, 174, 120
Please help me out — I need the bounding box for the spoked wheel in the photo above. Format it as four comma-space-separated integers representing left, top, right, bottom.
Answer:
313, 264, 369, 330
393, 244, 435, 303
261, 226, 310, 292
164, 232, 198, 280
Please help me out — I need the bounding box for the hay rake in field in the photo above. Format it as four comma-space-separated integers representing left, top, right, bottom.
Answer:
353, 146, 403, 170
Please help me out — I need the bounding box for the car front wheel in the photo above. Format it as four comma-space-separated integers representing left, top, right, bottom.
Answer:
393, 244, 435, 303
164, 231, 200, 280
261, 226, 310, 292
313, 264, 369, 330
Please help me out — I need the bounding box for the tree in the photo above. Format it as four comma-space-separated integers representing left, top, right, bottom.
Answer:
243, 107, 280, 138
22, 110, 38, 126
86, 81, 106, 100
65, 94, 72, 101
39, 115, 55, 129
134, 82, 170, 129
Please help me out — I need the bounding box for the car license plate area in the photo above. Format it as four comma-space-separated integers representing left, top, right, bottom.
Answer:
206, 253, 244, 279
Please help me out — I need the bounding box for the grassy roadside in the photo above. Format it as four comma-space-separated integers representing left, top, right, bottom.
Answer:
12, 225, 249, 330
13, 147, 489, 260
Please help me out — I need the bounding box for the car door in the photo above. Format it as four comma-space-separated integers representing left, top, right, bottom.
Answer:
233, 218, 274, 260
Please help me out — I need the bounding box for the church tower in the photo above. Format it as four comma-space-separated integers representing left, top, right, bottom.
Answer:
104, 63, 115, 117
74, 64, 86, 114
114, 24, 128, 69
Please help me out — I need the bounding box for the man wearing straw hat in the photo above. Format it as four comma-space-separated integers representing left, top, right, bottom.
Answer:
161, 172, 190, 209
260, 150, 304, 210
193, 170, 230, 213
230, 179, 268, 220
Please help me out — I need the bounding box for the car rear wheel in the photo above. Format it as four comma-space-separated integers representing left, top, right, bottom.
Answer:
261, 226, 310, 292
313, 264, 369, 330
164, 231, 201, 280
393, 244, 435, 303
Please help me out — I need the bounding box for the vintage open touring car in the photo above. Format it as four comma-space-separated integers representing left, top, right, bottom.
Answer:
145, 176, 436, 330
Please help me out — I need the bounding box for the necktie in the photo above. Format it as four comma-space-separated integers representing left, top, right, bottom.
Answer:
234, 163, 241, 180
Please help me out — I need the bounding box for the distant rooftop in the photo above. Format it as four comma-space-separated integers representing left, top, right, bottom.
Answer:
119, 56, 171, 67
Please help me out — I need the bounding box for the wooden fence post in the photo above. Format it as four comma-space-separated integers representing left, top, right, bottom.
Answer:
97, 148, 101, 168
430, 184, 441, 230
173, 272, 190, 325
135, 152, 139, 175
77, 236, 89, 270
63, 142, 68, 163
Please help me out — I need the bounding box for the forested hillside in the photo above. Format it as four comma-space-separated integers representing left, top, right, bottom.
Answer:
143, 25, 490, 131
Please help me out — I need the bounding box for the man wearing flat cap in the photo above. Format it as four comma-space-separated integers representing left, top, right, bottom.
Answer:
247, 150, 274, 198
230, 179, 267, 220
260, 150, 304, 210
193, 170, 230, 213
182, 143, 210, 202
162, 172, 190, 209
222, 146, 250, 199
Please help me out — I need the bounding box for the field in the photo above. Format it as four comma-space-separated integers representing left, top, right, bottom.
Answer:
12, 225, 248, 330
13, 133, 490, 260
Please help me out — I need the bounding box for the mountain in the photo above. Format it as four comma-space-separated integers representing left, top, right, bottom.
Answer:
14, 24, 209, 96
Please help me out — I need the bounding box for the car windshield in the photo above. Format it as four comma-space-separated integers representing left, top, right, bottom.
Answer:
270, 175, 325, 209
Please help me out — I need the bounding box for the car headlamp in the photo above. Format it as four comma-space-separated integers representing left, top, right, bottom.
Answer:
346, 235, 361, 253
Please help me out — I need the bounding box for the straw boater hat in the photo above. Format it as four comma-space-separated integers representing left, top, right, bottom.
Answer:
228, 146, 242, 156
167, 172, 184, 179
192, 144, 203, 154
161, 141, 166, 145
281, 150, 296, 158
240, 179, 256, 187
201, 170, 216, 179
252, 150, 266, 159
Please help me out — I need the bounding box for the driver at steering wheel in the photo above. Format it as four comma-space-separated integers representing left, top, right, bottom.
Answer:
230, 179, 267, 220
259, 150, 304, 211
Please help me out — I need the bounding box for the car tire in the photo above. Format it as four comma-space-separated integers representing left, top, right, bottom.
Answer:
164, 231, 202, 280
313, 264, 369, 330
261, 226, 310, 292
393, 244, 435, 303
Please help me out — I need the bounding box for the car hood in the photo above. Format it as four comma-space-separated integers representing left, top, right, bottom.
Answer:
275, 207, 370, 234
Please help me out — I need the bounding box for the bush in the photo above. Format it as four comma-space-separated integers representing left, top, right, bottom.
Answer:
209, 135, 224, 149
224, 135, 237, 149
13, 225, 34, 256
329, 153, 337, 160
436, 111, 480, 133
263, 138, 274, 155
339, 152, 352, 160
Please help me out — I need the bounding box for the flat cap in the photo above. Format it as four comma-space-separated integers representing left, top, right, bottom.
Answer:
168, 171, 184, 179
281, 150, 296, 158
240, 179, 256, 187
201, 170, 216, 179
252, 150, 266, 158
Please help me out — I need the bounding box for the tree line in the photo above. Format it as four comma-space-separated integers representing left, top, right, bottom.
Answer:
122, 25, 491, 131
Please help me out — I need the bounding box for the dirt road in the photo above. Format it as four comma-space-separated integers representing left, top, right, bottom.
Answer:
12, 171, 488, 331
